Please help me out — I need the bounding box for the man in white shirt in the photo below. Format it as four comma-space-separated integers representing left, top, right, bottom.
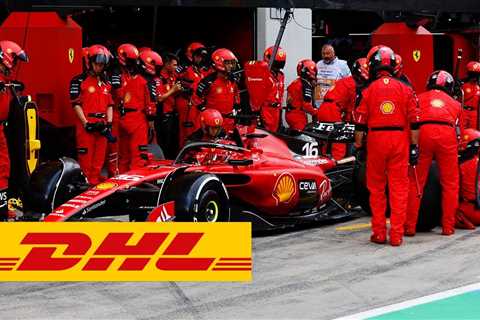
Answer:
315, 44, 351, 106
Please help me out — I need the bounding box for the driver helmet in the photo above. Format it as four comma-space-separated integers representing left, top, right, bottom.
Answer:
200, 109, 224, 139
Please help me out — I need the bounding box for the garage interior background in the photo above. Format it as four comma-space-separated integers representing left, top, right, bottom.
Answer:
0, 1, 479, 160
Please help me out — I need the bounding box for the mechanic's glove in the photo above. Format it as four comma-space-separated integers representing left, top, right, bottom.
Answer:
10, 80, 24, 92
197, 103, 206, 112
100, 122, 117, 143
0, 82, 4, 91
409, 144, 419, 166
84, 122, 97, 133
302, 80, 313, 103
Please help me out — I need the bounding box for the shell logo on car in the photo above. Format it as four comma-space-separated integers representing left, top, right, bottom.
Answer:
94, 182, 118, 191
273, 173, 296, 205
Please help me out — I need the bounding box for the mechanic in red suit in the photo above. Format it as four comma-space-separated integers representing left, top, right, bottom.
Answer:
405, 70, 462, 236
106, 43, 140, 176
176, 43, 210, 148
194, 48, 240, 132
71, 45, 114, 185
117, 49, 159, 172
455, 129, 480, 229
317, 57, 369, 159
461, 61, 480, 129
187, 109, 227, 142
155, 53, 182, 159
353, 46, 420, 246
0, 41, 28, 220
285, 59, 318, 131
261, 46, 286, 132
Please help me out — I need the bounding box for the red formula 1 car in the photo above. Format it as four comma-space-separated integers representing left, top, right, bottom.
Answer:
22, 126, 362, 231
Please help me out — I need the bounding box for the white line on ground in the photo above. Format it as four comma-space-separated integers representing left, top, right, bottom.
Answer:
334, 282, 480, 320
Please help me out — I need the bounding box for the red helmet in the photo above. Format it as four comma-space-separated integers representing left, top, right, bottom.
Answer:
186, 42, 207, 62
366, 44, 386, 62
368, 46, 395, 77
297, 59, 317, 81
467, 61, 480, 74
352, 57, 369, 81
211, 48, 238, 72
394, 54, 403, 77
88, 44, 112, 65
117, 43, 139, 66
0, 40, 28, 70
139, 50, 163, 75
200, 109, 224, 138
460, 129, 480, 151
426, 70, 455, 96
263, 46, 286, 70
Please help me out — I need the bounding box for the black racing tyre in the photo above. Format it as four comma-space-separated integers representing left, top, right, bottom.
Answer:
163, 172, 230, 222
353, 150, 371, 214
416, 162, 442, 232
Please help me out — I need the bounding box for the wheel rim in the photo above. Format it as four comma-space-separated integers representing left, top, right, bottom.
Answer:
204, 200, 219, 222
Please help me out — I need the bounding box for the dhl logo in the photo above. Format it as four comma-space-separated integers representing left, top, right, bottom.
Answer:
0, 223, 252, 281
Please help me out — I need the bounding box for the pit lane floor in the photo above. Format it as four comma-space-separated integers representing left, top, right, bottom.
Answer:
1, 213, 479, 320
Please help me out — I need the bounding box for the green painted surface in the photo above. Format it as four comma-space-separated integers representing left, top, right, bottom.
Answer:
368, 290, 480, 320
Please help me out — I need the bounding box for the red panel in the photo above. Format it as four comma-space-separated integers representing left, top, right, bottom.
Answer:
0, 12, 82, 127
448, 33, 476, 80
372, 22, 434, 93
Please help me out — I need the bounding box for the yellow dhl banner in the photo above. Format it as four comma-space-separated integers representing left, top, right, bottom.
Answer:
0, 222, 252, 281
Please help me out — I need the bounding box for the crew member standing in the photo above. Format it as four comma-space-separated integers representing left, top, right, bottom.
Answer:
353, 46, 420, 246
461, 61, 480, 129
261, 46, 286, 132
0, 41, 28, 220
117, 50, 159, 172
285, 59, 318, 131
405, 70, 462, 236
194, 48, 240, 132
71, 45, 114, 185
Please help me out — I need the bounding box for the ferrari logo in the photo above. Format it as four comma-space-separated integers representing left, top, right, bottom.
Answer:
216, 87, 223, 94
413, 50, 421, 62
95, 182, 118, 191
88, 86, 96, 93
466, 88, 471, 93
273, 173, 296, 205
431, 99, 445, 108
383, 78, 390, 85
380, 101, 395, 114
214, 119, 220, 125
68, 48, 74, 64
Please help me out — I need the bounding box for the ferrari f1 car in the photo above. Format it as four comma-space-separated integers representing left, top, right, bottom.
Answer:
21, 124, 364, 231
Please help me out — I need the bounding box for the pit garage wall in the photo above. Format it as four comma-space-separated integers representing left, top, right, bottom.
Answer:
256, 8, 313, 90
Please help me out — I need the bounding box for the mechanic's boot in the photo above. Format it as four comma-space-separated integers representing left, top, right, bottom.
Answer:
404, 226, 416, 237
442, 227, 455, 236
370, 233, 386, 244
389, 237, 403, 247
455, 212, 476, 230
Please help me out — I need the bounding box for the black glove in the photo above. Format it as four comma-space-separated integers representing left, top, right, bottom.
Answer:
302, 80, 313, 103
10, 80, 25, 92
99, 122, 117, 143
409, 144, 419, 166
0, 82, 4, 91
84, 122, 97, 133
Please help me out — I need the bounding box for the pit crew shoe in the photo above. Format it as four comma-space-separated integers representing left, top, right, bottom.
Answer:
370, 234, 386, 244
442, 228, 455, 236
390, 237, 403, 247
455, 212, 476, 230
404, 227, 416, 237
